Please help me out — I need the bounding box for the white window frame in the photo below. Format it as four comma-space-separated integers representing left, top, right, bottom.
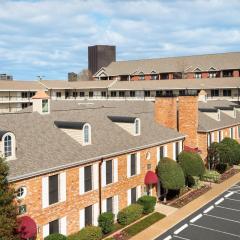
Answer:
2, 132, 16, 160
83, 123, 91, 145
134, 118, 141, 136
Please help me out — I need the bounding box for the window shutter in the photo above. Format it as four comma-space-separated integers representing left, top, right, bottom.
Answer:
179, 141, 182, 153
60, 216, 67, 235
211, 132, 215, 142
172, 143, 176, 160
114, 195, 119, 220
127, 189, 131, 206
79, 209, 85, 229
42, 176, 49, 209
102, 199, 106, 213
93, 202, 99, 226
221, 130, 224, 140
157, 147, 160, 163
137, 185, 141, 199
127, 155, 131, 178
233, 127, 235, 139
42, 224, 49, 238
164, 145, 168, 157
137, 152, 141, 175
113, 158, 118, 183
60, 172, 66, 202
79, 167, 84, 195
101, 161, 106, 187
93, 163, 99, 190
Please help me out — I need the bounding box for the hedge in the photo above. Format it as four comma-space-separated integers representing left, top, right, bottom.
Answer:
157, 157, 185, 190
117, 204, 143, 226
178, 151, 205, 178
67, 226, 102, 240
98, 212, 114, 234
44, 234, 67, 240
137, 195, 157, 214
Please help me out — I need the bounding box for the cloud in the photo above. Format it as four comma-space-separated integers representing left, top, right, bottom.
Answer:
0, 0, 239, 80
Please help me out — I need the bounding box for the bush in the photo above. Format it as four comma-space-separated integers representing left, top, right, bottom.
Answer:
67, 226, 102, 240
202, 170, 220, 183
98, 212, 114, 234
44, 233, 67, 240
216, 163, 228, 174
207, 142, 220, 169
178, 151, 205, 178
157, 157, 185, 190
117, 204, 143, 226
137, 195, 157, 214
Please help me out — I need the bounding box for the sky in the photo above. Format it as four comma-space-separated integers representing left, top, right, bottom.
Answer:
0, 0, 240, 80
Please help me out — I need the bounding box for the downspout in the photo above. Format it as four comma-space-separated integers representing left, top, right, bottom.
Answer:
99, 158, 103, 215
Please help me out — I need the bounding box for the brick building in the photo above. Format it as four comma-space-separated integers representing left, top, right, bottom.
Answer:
2, 92, 240, 239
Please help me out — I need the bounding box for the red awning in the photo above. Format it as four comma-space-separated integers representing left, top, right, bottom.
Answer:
18, 216, 37, 239
144, 171, 158, 185
184, 145, 202, 154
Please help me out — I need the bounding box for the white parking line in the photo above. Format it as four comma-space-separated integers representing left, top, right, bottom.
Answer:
203, 205, 214, 214
174, 224, 188, 235
163, 236, 172, 240
215, 197, 224, 205
173, 236, 191, 240
226, 197, 240, 202
190, 214, 203, 223
205, 214, 240, 224
224, 192, 234, 198
217, 205, 240, 212
190, 223, 240, 238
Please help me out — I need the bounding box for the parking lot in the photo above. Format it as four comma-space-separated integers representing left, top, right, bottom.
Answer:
156, 183, 240, 240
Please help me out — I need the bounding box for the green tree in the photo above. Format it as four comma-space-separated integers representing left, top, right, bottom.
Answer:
0, 157, 20, 240
207, 142, 220, 170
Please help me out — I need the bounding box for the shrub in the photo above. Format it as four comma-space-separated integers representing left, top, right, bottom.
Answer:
216, 163, 228, 174
202, 170, 220, 183
207, 142, 220, 169
157, 157, 185, 190
137, 195, 157, 214
178, 151, 205, 178
221, 137, 239, 147
44, 233, 67, 240
117, 204, 143, 226
67, 226, 102, 240
98, 212, 114, 234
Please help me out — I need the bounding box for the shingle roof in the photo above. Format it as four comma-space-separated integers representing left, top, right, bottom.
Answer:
2, 101, 184, 181
108, 116, 137, 123
96, 52, 240, 76
0, 80, 46, 91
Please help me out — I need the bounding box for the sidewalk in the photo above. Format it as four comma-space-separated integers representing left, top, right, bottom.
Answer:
131, 172, 240, 240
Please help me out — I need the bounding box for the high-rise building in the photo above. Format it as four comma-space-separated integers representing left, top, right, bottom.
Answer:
88, 45, 116, 75
0, 73, 13, 80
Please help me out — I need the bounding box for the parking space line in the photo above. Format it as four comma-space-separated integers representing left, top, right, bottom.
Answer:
174, 224, 188, 235
163, 236, 172, 240
190, 214, 202, 223
190, 224, 240, 238
216, 205, 240, 212
227, 197, 240, 202
203, 205, 214, 213
173, 236, 191, 240
215, 197, 224, 205
225, 192, 234, 198
205, 213, 240, 224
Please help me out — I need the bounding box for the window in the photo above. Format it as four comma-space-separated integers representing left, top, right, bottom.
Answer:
211, 89, 219, 97
238, 126, 240, 138
106, 160, 113, 185
56, 92, 61, 98
84, 165, 92, 192
223, 89, 232, 97
209, 72, 217, 78
218, 131, 221, 143
159, 146, 164, 160
134, 118, 140, 135
195, 73, 202, 79
49, 175, 59, 205
173, 72, 182, 79
21, 103, 28, 109
175, 142, 179, 159
151, 74, 158, 80
130, 154, 137, 176
85, 205, 93, 226
16, 187, 27, 199
42, 99, 49, 113
80, 92, 85, 97
139, 72, 145, 80
73, 92, 78, 98
21, 92, 28, 99
160, 73, 169, 80
83, 124, 91, 145
119, 91, 125, 97
111, 91, 117, 97
165, 90, 173, 96
49, 219, 59, 234
106, 197, 113, 213
223, 70, 233, 77
230, 128, 234, 139
179, 90, 186, 96
156, 90, 163, 97
130, 91, 135, 97
4, 135, 12, 158
101, 91, 106, 97
89, 92, 94, 98
131, 187, 137, 204
208, 133, 211, 147
144, 91, 150, 97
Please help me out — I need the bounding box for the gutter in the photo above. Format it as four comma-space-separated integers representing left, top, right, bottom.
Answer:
9, 135, 185, 183
198, 122, 240, 133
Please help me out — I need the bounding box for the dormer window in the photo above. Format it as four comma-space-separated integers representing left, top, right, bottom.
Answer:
83, 124, 91, 145
139, 72, 145, 80
134, 118, 141, 136
1, 132, 16, 160
42, 99, 49, 113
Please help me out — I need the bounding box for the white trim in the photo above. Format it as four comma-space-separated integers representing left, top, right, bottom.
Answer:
157, 147, 160, 163
60, 216, 67, 235
102, 199, 106, 213
79, 167, 84, 195
93, 163, 99, 190
93, 202, 99, 226
42, 176, 49, 209
113, 158, 118, 183
42, 224, 49, 238
60, 172, 66, 202
127, 155, 131, 178
83, 123, 91, 145
173, 142, 176, 160
114, 195, 119, 219
127, 189, 131, 206
164, 145, 168, 157
101, 161, 106, 187
79, 209, 85, 229
137, 152, 141, 175
134, 118, 141, 136
211, 132, 215, 142
137, 185, 141, 199
2, 132, 16, 161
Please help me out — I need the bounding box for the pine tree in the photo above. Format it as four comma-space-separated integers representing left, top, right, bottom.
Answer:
0, 157, 20, 240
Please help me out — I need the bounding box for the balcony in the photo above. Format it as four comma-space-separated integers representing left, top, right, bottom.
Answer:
0, 96, 32, 103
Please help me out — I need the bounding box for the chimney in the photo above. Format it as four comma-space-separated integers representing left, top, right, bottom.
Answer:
32, 91, 50, 114
178, 96, 198, 147
154, 97, 177, 129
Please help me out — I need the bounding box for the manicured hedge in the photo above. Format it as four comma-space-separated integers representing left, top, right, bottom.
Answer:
178, 151, 205, 178
157, 157, 185, 190
44, 233, 67, 240
117, 204, 143, 226
67, 226, 102, 240
137, 195, 157, 214
98, 212, 114, 234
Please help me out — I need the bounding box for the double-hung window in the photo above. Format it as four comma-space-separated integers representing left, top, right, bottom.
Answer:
106, 160, 113, 185
131, 187, 137, 204
49, 219, 59, 234
84, 166, 92, 192
49, 175, 59, 205
106, 197, 113, 213
130, 154, 137, 176
85, 205, 93, 226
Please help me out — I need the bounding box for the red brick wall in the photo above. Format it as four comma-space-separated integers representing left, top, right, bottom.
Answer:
202, 72, 209, 78
233, 70, 240, 77
186, 73, 194, 79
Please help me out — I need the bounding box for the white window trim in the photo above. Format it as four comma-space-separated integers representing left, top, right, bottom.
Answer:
83, 123, 91, 145
2, 132, 16, 161
134, 118, 141, 136
16, 186, 27, 200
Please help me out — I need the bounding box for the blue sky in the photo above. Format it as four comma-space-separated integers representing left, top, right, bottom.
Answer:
0, 0, 240, 80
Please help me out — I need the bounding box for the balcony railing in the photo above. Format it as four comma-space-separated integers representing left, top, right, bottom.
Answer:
0, 96, 31, 103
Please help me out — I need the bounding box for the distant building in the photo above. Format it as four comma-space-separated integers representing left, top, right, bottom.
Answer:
88, 45, 116, 75
0, 73, 13, 81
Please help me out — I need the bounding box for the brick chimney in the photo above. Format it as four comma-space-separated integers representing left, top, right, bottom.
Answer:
178, 96, 198, 147
154, 97, 177, 129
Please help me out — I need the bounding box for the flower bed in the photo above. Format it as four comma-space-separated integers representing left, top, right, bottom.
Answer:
169, 185, 211, 208
219, 168, 240, 183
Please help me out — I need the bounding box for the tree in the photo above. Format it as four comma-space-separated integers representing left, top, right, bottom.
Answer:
78, 69, 93, 81
0, 157, 19, 240
157, 157, 185, 202
207, 142, 220, 170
